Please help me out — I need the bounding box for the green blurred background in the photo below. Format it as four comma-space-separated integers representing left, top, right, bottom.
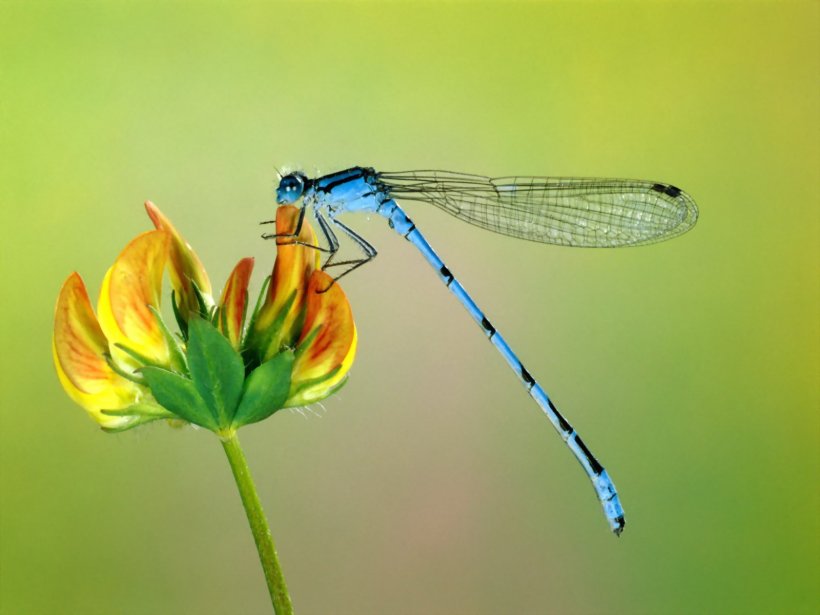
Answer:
1, 2, 817, 613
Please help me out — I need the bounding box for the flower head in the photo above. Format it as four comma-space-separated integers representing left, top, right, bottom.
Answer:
53, 203, 356, 433
244, 206, 357, 406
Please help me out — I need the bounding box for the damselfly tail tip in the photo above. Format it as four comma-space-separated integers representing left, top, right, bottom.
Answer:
612, 516, 626, 537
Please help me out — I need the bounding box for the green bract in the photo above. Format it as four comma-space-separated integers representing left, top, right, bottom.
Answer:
138, 317, 294, 432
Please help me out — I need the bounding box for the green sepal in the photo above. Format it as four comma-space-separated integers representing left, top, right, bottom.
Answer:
316, 373, 349, 401
260, 291, 298, 356
243, 288, 299, 373
113, 343, 163, 370
186, 317, 245, 426
244, 275, 271, 336
171, 289, 188, 340
141, 366, 217, 430
99, 402, 176, 432
101, 402, 174, 418
148, 304, 188, 374
241, 276, 272, 372
293, 324, 321, 361
190, 279, 210, 320
99, 417, 144, 433
212, 303, 225, 331
170, 280, 212, 338
103, 352, 145, 385
285, 365, 343, 407
285, 373, 349, 409
232, 350, 294, 428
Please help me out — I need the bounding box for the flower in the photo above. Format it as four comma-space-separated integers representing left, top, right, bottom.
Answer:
244, 206, 356, 407
52, 272, 145, 430
52, 203, 357, 433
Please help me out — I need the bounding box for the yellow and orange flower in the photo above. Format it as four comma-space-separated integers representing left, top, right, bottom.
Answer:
244, 206, 356, 406
53, 203, 356, 433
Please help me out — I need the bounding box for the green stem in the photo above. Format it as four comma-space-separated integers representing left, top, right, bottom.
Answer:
221, 431, 293, 614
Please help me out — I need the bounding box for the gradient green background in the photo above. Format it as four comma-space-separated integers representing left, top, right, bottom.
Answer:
1, 2, 817, 614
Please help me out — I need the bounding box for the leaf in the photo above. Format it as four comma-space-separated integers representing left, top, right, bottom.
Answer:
186, 317, 246, 426
141, 366, 216, 430
232, 350, 294, 428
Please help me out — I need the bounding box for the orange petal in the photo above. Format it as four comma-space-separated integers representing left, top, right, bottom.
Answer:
288, 270, 357, 404
53, 273, 142, 427
145, 201, 212, 318
251, 206, 321, 360
97, 230, 171, 367
217, 257, 254, 349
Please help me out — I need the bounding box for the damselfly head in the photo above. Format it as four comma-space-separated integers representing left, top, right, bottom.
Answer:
276, 171, 309, 205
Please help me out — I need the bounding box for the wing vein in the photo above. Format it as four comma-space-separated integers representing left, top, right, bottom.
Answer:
377, 170, 698, 247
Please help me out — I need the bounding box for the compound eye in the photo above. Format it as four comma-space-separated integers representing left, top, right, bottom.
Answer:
276, 174, 305, 204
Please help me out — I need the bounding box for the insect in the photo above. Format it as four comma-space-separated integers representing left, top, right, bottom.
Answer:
268, 166, 699, 535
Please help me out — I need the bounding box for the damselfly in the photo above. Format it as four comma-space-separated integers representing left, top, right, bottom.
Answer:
268, 166, 699, 535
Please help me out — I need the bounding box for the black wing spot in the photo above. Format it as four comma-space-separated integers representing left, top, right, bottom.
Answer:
652, 183, 682, 198
664, 184, 682, 198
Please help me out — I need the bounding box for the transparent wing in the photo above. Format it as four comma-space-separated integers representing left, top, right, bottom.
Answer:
376, 170, 699, 247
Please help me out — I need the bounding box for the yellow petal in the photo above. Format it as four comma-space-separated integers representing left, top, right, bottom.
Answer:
287, 270, 357, 405
97, 230, 171, 367
251, 205, 321, 360
53, 273, 142, 428
217, 257, 254, 349
145, 201, 212, 318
